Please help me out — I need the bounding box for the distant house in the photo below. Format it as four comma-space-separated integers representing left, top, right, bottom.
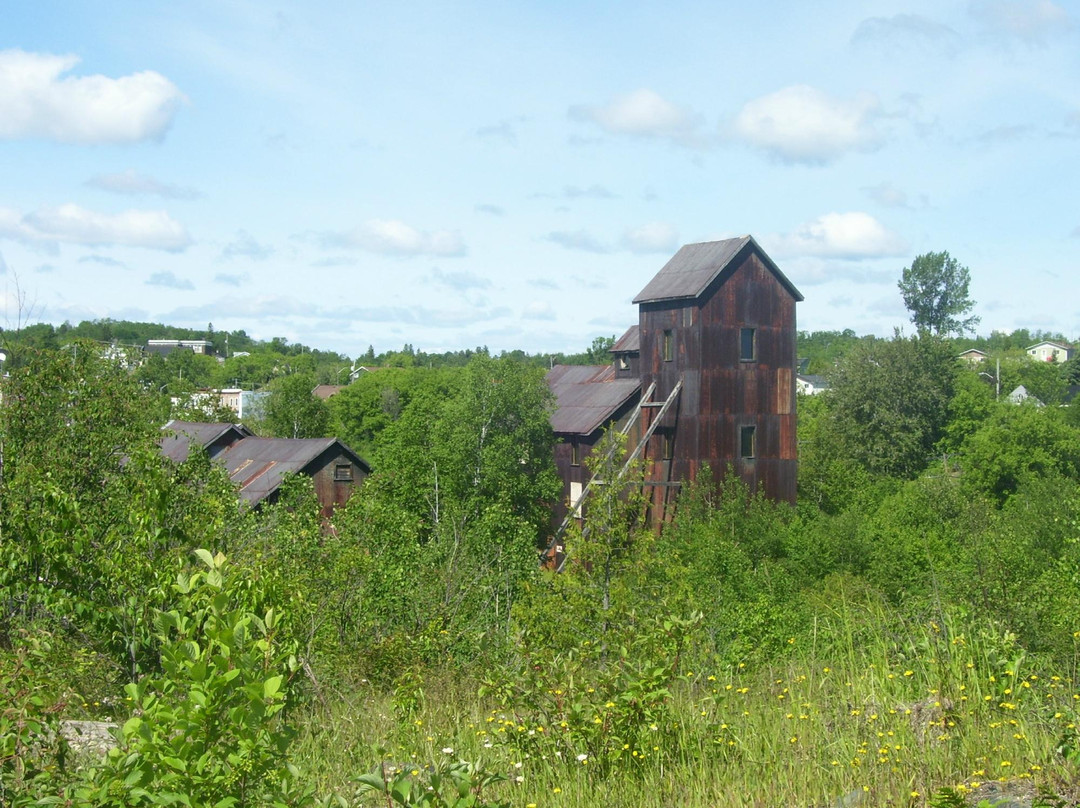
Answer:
313, 384, 344, 400
147, 339, 214, 357
160, 420, 370, 517
796, 374, 830, 395
958, 348, 989, 364
547, 236, 802, 541
218, 388, 270, 419
1007, 385, 1044, 407
1026, 341, 1073, 363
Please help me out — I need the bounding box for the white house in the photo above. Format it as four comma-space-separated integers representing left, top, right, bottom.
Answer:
1026, 341, 1073, 363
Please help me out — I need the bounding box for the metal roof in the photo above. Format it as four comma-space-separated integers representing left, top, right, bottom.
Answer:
159, 420, 252, 462
219, 437, 362, 505
547, 364, 640, 436
611, 325, 640, 353
159, 421, 370, 506
632, 236, 804, 304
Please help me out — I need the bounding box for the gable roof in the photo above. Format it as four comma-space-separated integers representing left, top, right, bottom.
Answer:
611, 325, 640, 354
160, 420, 252, 462
218, 437, 370, 506
160, 420, 371, 507
1027, 341, 1072, 352
632, 236, 803, 305
547, 364, 640, 436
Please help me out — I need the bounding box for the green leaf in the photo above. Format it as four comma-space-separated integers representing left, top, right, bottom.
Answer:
264, 674, 283, 700
194, 548, 216, 569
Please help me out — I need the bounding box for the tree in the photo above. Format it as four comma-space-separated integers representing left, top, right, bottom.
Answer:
263, 373, 330, 438
898, 251, 979, 336
824, 332, 958, 478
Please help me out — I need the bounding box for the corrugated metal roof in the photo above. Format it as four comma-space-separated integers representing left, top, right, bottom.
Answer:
159, 421, 370, 506
632, 236, 804, 304
547, 364, 640, 435
159, 420, 251, 462
220, 437, 335, 504
611, 325, 640, 353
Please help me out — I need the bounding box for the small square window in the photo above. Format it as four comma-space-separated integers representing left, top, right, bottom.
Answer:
740, 327, 757, 362
334, 464, 353, 481
663, 329, 674, 362
740, 425, 756, 459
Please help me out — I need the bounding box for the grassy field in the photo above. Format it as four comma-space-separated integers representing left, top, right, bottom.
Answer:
291, 614, 1080, 807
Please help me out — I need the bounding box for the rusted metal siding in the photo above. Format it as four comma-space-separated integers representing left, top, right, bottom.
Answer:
638, 247, 798, 506
550, 395, 642, 528
304, 448, 368, 518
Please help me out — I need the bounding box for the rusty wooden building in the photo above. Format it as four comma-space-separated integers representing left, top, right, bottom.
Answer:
161, 420, 371, 518
547, 236, 802, 536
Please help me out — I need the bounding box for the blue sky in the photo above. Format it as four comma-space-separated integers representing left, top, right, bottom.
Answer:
1, 1, 1077, 357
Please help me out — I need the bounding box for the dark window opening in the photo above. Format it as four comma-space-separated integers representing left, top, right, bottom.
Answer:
740, 426, 756, 459
662, 431, 674, 460
740, 327, 757, 362
334, 464, 353, 481
570, 440, 580, 466
663, 329, 674, 362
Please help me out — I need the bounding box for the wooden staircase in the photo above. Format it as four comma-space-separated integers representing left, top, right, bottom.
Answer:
544, 378, 682, 571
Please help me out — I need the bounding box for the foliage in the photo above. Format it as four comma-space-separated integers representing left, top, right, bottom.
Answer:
69, 550, 310, 808
264, 373, 332, 438
354, 754, 511, 808
0, 632, 68, 807
898, 250, 979, 336
824, 332, 958, 478
481, 612, 702, 778
958, 403, 1080, 503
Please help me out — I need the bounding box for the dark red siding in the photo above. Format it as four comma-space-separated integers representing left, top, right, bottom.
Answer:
638, 250, 797, 506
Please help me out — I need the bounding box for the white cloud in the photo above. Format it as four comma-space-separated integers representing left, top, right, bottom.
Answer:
0, 49, 184, 143
621, 222, 679, 254
214, 272, 250, 286
771, 212, 907, 260
431, 268, 491, 292
851, 14, 962, 55
0, 204, 192, 251
970, 0, 1073, 44
324, 219, 466, 257
731, 85, 883, 164
569, 89, 703, 144
863, 182, 911, 208
146, 270, 194, 290
86, 169, 200, 199
522, 301, 556, 321
221, 229, 273, 261
544, 230, 609, 253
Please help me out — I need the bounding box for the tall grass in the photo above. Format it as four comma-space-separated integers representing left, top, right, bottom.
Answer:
290, 600, 1080, 807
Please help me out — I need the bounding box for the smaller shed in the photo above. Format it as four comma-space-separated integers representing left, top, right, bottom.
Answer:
160, 421, 370, 517
546, 364, 641, 527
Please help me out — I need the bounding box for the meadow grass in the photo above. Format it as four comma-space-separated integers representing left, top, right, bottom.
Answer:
290, 611, 1080, 807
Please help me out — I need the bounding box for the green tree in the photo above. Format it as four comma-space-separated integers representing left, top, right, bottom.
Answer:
898, 251, 979, 336
825, 332, 958, 478
262, 373, 330, 438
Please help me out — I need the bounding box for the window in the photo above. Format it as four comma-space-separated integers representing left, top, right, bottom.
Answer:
334, 464, 353, 481
569, 481, 584, 517
663, 329, 674, 362
740, 327, 757, 362
740, 425, 756, 459
662, 431, 674, 460
570, 439, 580, 466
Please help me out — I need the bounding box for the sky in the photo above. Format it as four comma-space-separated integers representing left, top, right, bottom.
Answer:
1, 0, 1078, 358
